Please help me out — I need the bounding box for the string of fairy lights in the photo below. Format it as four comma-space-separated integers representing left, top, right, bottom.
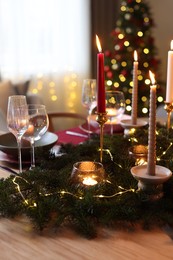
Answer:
11, 174, 136, 208
10, 134, 173, 209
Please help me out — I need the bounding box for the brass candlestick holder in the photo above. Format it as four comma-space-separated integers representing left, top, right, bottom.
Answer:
164, 101, 173, 129
96, 112, 107, 162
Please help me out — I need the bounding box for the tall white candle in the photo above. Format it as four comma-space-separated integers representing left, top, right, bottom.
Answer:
166, 40, 173, 102
131, 50, 138, 125
147, 71, 156, 176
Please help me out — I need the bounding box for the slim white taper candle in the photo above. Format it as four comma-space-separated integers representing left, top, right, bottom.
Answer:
147, 71, 156, 176
166, 40, 173, 103
131, 50, 138, 125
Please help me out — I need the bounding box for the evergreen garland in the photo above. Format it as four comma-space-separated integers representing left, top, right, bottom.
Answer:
1, 125, 173, 239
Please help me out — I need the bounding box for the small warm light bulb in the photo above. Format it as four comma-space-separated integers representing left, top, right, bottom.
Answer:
143, 48, 149, 54
124, 41, 129, 47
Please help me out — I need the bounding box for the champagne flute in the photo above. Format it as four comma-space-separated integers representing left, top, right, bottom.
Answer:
106, 90, 125, 135
23, 104, 49, 169
81, 79, 97, 137
7, 95, 29, 173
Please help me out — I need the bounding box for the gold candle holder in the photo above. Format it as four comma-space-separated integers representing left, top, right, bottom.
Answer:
164, 101, 173, 130
96, 112, 107, 162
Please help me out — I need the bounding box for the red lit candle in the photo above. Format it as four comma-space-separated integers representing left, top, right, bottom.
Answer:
96, 35, 105, 113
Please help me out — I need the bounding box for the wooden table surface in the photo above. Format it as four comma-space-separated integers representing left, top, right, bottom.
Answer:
0, 216, 173, 260
0, 169, 173, 260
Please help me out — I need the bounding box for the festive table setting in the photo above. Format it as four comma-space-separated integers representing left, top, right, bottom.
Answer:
1, 31, 173, 259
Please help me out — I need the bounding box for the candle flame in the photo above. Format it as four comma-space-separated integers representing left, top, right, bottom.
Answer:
134, 50, 138, 61
82, 177, 98, 186
96, 35, 102, 52
171, 40, 173, 50
149, 70, 156, 85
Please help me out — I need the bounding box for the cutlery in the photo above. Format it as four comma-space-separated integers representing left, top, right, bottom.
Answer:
79, 124, 94, 134
66, 131, 88, 138
0, 165, 18, 175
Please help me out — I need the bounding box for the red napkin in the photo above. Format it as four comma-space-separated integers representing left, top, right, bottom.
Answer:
56, 127, 88, 145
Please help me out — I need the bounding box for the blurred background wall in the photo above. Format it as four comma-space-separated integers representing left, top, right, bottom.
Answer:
0, 0, 172, 117
149, 0, 173, 81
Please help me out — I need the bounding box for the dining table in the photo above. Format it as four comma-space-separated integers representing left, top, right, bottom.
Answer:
0, 118, 173, 260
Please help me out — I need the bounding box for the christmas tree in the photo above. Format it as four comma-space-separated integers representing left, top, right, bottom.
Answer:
104, 0, 164, 116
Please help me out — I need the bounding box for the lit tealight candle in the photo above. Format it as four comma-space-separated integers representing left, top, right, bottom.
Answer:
147, 71, 156, 176
71, 161, 105, 186
166, 40, 173, 103
131, 50, 138, 125
82, 177, 98, 186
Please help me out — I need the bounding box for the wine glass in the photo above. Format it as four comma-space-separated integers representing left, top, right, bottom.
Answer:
23, 104, 49, 169
106, 90, 125, 135
81, 79, 97, 137
7, 95, 29, 173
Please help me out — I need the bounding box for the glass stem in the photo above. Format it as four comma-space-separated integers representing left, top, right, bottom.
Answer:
88, 109, 92, 139
30, 137, 35, 169
110, 119, 114, 136
17, 136, 22, 173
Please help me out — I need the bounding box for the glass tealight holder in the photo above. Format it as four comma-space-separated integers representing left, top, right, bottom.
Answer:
71, 161, 105, 186
129, 145, 148, 165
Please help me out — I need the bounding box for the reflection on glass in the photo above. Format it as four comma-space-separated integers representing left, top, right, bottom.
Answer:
81, 79, 97, 138
106, 90, 125, 135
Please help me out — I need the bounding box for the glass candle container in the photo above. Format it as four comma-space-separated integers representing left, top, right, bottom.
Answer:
129, 145, 148, 165
71, 161, 105, 186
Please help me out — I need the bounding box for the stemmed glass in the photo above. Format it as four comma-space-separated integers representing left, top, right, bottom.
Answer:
7, 95, 29, 173
106, 90, 125, 135
23, 104, 49, 169
81, 79, 97, 137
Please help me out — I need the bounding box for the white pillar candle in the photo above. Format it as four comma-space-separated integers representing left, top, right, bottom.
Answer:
166, 40, 173, 103
131, 50, 138, 125
147, 71, 156, 176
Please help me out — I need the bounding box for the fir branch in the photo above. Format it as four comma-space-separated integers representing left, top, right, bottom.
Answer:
0, 126, 173, 238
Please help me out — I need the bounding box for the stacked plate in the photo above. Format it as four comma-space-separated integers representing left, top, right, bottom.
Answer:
0, 132, 58, 159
